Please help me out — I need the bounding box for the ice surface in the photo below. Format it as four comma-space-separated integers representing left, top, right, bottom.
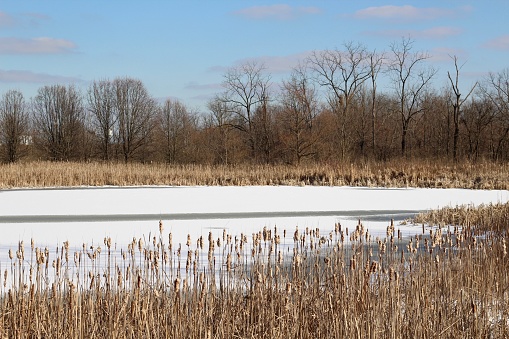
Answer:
0, 186, 507, 251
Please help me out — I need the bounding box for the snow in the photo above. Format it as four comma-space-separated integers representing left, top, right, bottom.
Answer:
0, 186, 508, 252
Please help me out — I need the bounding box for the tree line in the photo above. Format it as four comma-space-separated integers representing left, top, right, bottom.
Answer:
1, 38, 508, 164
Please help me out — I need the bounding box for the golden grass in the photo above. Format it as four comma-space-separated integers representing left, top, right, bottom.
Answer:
1, 159, 509, 189
414, 201, 509, 234
1, 209, 508, 338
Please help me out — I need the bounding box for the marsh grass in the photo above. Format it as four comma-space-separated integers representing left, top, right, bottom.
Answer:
1, 160, 509, 189
1, 210, 508, 338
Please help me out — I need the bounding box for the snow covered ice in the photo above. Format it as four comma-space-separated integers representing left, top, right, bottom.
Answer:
1, 185, 508, 249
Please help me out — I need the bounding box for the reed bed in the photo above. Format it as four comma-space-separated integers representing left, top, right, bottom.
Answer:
1, 160, 509, 189
1, 211, 508, 338
414, 202, 509, 234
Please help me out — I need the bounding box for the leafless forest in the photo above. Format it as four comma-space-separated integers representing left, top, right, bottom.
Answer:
1, 39, 508, 165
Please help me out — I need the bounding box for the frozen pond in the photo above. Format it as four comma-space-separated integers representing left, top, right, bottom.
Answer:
1, 186, 508, 251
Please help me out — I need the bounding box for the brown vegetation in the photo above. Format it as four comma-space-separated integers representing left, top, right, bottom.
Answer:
1, 204, 509, 338
1, 160, 509, 190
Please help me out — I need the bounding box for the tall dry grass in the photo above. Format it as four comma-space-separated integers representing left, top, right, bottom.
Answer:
1, 159, 509, 189
1, 209, 508, 338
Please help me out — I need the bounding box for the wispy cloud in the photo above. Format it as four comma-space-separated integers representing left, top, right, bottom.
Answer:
483, 35, 509, 50
0, 11, 51, 28
0, 69, 83, 84
0, 37, 77, 54
353, 5, 465, 22
365, 26, 462, 39
22, 12, 51, 27
185, 82, 223, 91
429, 47, 468, 62
0, 11, 16, 27
209, 51, 315, 75
233, 4, 321, 20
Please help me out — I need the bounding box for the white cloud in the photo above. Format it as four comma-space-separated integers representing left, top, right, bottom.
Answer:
354, 5, 456, 22
484, 35, 509, 50
0, 37, 77, 54
233, 4, 321, 20
0, 69, 82, 84
365, 26, 462, 39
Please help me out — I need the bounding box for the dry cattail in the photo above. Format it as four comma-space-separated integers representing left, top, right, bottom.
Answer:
350, 258, 356, 270
174, 277, 180, 293
294, 254, 301, 266
226, 253, 232, 272
256, 272, 263, 284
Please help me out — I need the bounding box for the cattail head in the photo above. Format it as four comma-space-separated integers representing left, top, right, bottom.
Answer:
226, 253, 232, 271
174, 277, 180, 293
294, 254, 301, 266
350, 257, 356, 270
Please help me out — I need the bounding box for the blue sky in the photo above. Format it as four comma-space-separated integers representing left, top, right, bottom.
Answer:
0, 1, 508, 112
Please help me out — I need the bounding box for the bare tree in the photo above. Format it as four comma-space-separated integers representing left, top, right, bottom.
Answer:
447, 55, 477, 162
480, 68, 509, 160
220, 61, 271, 161
308, 42, 372, 160
159, 98, 197, 164
388, 37, 437, 156
87, 79, 117, 160
461, 97, 495, 161
32, 84, 84, 161
279, 65, 320, 164
207, 96, 236, 164
368, 50, 385, 158
0, 90, 30, 163
252, 91, 278, 163
113, 77, 156, 163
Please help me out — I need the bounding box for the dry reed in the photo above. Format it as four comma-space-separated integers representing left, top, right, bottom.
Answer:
1, 206, 508, 338
0, 160, 509, 189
